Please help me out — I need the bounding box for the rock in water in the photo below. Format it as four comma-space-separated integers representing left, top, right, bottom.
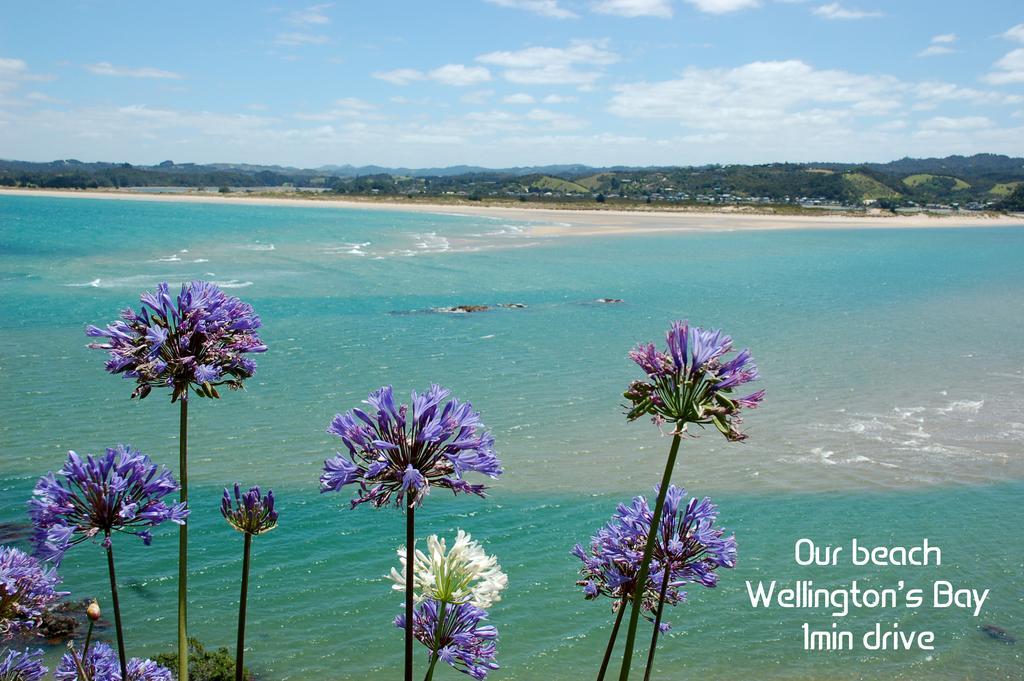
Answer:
435, 305, 490, 314
980, 624, 1016, 643
38, 610, 78, 639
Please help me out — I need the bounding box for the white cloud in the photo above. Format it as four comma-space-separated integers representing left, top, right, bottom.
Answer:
1002, 24, 1024, 43
609, 60, 902, 130
373, 65, 491, 87
918, 33, 957, 58
542, 94, 578, 103
984, 49, 1024, 85
372, 68, 424, 85
85, 62, 183, 79
428, 64, 492, 86
376, 65, 491, 87
0, 58, 54, 106
0, 58, 30, 95
914, 81, 1021, 106
274, 32, 329, 46
812, 3, 882, 20
875, 119, 907, 131
919, 116, 993, 131
684, 0, 760, 14
593, 0, 674, 18
464, 109, 518, 121
478, 40, 619, 85
485, 0, 578, 19
0, 58, 28, 78
25, 92, 66, 104
293, 98, 377, 121
461, 89, 495, 104
602, 59, 1024, 162
287, 3, 332, 25
525, 107, 588, 130
5, 88, 1024, 168
21, 104, 276, 145
503, 93, 536, 104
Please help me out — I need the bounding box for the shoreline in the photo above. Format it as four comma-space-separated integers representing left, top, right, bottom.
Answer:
3, 187, 1023, 236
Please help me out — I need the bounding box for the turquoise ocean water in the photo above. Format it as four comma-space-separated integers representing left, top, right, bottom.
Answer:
1, 194, 1022, 679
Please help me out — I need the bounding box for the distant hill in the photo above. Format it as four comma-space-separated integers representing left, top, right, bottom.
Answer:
3, 154, 1023, 210
843, 171, 902, 201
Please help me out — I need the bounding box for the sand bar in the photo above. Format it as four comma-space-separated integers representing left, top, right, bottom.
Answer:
2, 187, 1022, 236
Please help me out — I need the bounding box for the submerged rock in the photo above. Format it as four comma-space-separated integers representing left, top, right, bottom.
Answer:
596, 298, 624, 304
28, 599, 113, 643
981, 624, 1016, 643
392, 303, 527, 315
436, 304, 491, 314
38, 611, 78, 639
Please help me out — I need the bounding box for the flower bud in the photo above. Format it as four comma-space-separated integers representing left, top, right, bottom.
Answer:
86, 601, 101, 621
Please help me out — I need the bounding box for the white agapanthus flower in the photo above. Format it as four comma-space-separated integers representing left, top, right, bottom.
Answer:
389, 529, 508, 608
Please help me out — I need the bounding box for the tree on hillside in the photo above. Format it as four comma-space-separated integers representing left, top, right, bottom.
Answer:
998, 184, 1024, 211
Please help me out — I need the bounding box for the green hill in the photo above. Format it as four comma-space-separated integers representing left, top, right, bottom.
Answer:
843, 172, 901, 202
575, 173, 613, 190
989, 181, 1023, 197
528, 175, 590, 193
903, 173, 970, 190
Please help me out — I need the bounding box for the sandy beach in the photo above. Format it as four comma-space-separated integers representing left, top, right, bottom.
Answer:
2, 187, 1023, 237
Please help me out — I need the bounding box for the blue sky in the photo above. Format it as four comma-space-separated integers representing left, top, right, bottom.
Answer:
1, 1, 1023, 167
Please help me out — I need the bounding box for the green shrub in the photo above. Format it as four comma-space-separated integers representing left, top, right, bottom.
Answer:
155, 638, 253, 681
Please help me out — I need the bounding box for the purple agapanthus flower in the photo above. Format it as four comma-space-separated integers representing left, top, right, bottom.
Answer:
0, 546, 65, 639
28, 446, 189, 564
221, 484, 279, 536
320, 385, 502, 508
0, 648, 47, 681
572, 485, 736, 631
86, 281, 267, 402
625, 320, 764, 440
395, 599, 499, 680
55, 642, 172, 681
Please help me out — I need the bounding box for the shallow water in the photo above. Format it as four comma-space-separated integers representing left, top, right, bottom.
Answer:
1, 195, 1022, 679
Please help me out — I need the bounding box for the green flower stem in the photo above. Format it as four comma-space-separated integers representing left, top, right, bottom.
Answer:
75, 613, 96, 680
104, 534, 128, 681
642, 560, 674, 681
405, 500, 416, 681
423, 655, 439, 681
617, 432, 681, 681
596, 599, 628, 681
423, 600, 447, 681
178, 398, 189, 681
235, 532, 252, 681
82, 618, 95, 659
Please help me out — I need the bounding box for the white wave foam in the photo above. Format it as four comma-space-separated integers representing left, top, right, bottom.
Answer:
211, 279, 253, 289
65, 275, 173, 289
412, 232, 451, 252
324, 242, 372, 256
938, 399, 984, 414
777, 447, 837, 465
240, 243, 275, 251
65, 278, 102, 288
